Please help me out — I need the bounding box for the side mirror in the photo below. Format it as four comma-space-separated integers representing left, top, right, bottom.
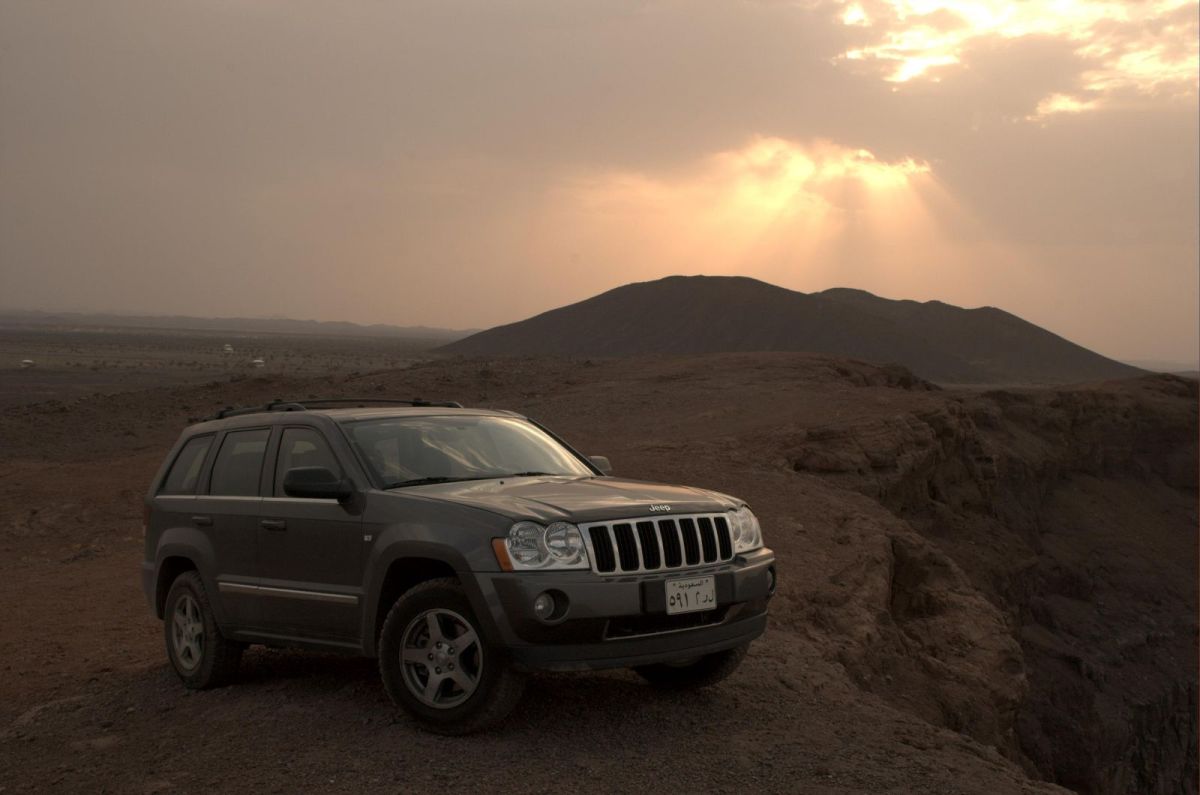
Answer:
588, 455, 613, 475
283, 466, 354, 501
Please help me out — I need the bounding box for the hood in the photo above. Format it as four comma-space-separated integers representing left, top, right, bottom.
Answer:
388, 475, 740, 523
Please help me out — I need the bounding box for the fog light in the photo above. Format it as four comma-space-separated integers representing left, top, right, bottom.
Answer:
533, 592, 555, 621
766, 566, 777, 595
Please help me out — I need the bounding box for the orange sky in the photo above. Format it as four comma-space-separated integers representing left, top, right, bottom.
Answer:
1, 1, 1196, 363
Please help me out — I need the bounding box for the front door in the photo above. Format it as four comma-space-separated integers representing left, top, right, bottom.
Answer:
256, 426, 364, 642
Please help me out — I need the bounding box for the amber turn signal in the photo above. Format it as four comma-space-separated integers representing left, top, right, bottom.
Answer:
491, 538, 514, 572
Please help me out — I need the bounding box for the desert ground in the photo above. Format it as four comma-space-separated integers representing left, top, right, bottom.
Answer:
0, 330, 1195, 794
0, 324, 436, 407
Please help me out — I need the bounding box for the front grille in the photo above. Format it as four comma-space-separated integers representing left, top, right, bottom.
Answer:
583, 512, 735, 574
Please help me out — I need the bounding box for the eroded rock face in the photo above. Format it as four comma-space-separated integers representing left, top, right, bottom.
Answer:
789, 374, 1199, 794
796, 516, 1027, 754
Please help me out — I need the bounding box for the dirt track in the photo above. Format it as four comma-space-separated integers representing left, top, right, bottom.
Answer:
2, 353, 1194, 793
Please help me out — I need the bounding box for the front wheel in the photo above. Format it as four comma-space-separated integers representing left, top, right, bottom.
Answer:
633, 643, 749, 690
378, 578, 525, 735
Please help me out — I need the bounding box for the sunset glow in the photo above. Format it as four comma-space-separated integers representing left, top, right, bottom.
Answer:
545, 137, 977, 297
720, 138, 931, 193
568, 138, 932, 238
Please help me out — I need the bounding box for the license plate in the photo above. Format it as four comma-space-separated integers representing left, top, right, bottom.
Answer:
665, 575, 717, 615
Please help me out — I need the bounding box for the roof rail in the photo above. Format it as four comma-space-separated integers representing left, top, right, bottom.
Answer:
202, 397, 464, 422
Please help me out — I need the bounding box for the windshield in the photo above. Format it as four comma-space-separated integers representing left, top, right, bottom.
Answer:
343, 415, 595, 488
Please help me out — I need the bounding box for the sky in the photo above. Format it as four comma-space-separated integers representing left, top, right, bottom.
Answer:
1, 1, 1197, 363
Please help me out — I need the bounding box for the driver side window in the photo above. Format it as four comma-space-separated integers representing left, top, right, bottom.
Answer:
274, 427, 342, 496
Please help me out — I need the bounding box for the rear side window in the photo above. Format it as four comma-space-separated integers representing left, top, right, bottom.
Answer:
274, 427, 342, 496
161, 435, 213, 495
209, 429, 270, 497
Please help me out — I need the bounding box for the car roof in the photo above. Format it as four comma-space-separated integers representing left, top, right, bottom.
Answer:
323, 407, 520, 422
185, 406, 521, 433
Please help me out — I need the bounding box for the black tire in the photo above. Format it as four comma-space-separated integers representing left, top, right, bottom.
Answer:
163, 571, 243, 689
378, 577, 525, 735
633, 643, 749, 690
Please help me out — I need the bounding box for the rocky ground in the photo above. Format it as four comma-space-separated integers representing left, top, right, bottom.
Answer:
0, 352, 1194, 794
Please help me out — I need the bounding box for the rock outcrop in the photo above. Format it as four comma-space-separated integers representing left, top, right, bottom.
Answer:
789, 374, 1199, 793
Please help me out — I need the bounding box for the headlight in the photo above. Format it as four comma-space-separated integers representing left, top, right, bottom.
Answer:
729, 506, 763, 553
505, 521, 589, 570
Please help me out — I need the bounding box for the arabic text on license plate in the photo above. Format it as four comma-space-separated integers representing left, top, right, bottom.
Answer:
665, 576, 716, 615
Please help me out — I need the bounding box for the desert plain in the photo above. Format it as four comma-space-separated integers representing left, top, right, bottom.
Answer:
0, 326, 1195, 794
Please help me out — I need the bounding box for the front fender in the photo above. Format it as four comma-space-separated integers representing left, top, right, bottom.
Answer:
361, 536, 501, 657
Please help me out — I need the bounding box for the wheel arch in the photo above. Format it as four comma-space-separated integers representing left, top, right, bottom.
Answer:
155, 555, 199, 619
153, 527, 220, 621
363, 544, 495, 657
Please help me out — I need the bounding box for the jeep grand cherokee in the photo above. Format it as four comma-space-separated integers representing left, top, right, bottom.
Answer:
141, 398, 776, 733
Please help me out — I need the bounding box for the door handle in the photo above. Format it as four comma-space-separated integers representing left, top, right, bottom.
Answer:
191, 515, 213, 527
260, 519, 287, 531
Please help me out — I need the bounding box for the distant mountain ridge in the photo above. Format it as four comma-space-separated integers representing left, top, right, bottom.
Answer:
0, 309, 474, 341
440, 275, 1143, 384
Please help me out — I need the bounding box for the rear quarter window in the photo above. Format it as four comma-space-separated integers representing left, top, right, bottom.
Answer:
160, 435, 214, 495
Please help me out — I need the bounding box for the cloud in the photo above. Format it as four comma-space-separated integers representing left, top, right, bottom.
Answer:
824, 0, 1199, 115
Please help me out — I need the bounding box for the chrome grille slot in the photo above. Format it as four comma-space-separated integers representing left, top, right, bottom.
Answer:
635, 521, 661, 569
584, 512, 735, 575
698, 517, 717, 563
590, 526, 616, 572
660, 519, 683, 568
612, 523, 639, 571
679, 518, 700, 566
715, 516, 733, 559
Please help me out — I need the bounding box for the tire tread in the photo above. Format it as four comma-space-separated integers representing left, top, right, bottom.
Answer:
377, 577, 524, 735
164, 571, 243, 689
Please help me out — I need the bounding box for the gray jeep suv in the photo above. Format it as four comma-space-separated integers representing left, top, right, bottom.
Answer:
141, 398, 776, 733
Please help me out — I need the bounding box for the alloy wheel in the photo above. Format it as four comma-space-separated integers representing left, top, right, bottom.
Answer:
172, 594, 205, 672
399, 608, 483, 708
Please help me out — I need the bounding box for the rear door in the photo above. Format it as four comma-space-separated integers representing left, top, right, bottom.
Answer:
151, 432, 217, 593
256, 425, 364, 642
193, 427, 271, 631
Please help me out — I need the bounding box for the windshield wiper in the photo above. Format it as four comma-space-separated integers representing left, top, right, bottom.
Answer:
384, 472, 567, 489
384, 476, 475, 489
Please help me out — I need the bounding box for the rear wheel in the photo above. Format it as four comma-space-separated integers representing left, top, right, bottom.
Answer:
633, 643, 749, 690
378, 578, 525, 735
163, 571, 243, 689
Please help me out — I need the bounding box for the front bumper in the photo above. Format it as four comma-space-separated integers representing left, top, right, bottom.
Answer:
472, 547, 775, 672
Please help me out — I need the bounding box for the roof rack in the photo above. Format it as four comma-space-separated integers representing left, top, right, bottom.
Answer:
201, 397, 464, 422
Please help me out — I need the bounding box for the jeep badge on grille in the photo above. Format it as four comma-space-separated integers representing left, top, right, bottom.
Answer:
649, 504, 671, 512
